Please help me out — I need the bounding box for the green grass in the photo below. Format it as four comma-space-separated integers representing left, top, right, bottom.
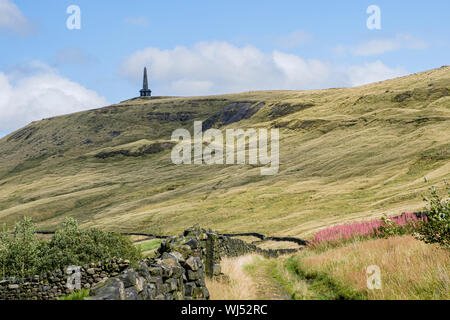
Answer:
136, 239, 163, 257
0, 67, 449, 238
59, 289, 90, 300
277, 256, 366, 300
245, 255, 365, 300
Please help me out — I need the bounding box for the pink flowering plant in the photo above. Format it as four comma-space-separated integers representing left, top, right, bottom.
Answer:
309, 213, 427, 248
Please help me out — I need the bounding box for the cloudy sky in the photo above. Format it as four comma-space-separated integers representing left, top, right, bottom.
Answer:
0, 0, 448, 136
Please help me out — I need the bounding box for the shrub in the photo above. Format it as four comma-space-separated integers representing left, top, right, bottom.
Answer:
41, 218, 142, 272
377, 213, 426, 238
0, 217, 142, 278
416, 183, 450, 248
0, 224, 9, 278
0, 217, 41, 278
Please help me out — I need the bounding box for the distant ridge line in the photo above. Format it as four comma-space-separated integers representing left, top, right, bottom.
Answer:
32, 231, 308, 246
32, 212, 427, 246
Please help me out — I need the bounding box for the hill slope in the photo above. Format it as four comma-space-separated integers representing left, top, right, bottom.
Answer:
0, 67, 449, 237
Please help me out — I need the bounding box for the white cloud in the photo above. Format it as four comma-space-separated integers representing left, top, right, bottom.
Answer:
347, 61, 407, 86
338, 34, 429, 57
0, 62, 109, 134
353, 39, 400, 56
274, 30, 312, 49
123, 16, 149, 27
53, 47, 99, 67
0, 0, 33, 35
119, 41, 407, 96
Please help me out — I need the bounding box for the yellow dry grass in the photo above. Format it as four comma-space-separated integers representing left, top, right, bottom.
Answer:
206, 255, 259, 300
0, 67, 448, 238
292, 236, 450, 300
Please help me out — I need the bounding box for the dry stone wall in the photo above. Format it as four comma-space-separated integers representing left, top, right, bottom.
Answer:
0, 258, 130, 300
87, 253, 209, 300
1, 225, 302, 300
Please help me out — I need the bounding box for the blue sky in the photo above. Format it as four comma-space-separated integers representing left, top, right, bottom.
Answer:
0, 0, 448, 136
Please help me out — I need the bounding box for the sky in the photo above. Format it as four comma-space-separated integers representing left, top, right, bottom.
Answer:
0, 0, 448, 137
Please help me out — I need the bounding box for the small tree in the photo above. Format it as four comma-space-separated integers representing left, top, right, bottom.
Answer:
0, 224, 9, 278
416, 182, 450, 248
7, 217, 40, 277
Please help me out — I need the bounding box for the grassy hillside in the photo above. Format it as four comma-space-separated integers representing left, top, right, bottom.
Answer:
0, 66, 449, 237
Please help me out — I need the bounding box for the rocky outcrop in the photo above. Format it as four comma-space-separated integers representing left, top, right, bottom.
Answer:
94, 142, 174, 159
203, 102, 265, 130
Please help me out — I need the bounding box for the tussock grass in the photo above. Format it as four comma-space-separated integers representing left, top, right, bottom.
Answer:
206, 255, 259, 300
282, 236, 450, 300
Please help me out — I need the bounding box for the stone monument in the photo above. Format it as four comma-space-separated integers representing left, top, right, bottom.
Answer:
140, 67, 152, 97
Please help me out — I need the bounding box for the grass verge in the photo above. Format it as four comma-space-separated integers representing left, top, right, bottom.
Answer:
276, 236, 449, 300
206, 255, 260, 300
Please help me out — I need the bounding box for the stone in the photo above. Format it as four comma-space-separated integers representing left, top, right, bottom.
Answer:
184, 282, 196, 296
196, 278, 206, 287
148, 276, 163, 293
142, 283, 156, 300
166, 278, 178, 292
125, 287, 138, 300
173, 291, 183, 300
49, 277, 59, 283
88, 278, 125, 300
136, 277, 145, 293
187, 270, 200, 281
157, 261, 174, 278
213, 264, 222, 276
171, 266, 184, 278
169, 251, 185, 264
185, 256, 201, 271
161, 283, 171, 294
184, 239, 199, 249
137, 261, 150, 277
149, 267, 162, 277
161, 252, 177, 262
170, 245, 192, 259
193, 287, 204, 299
164, 293, 173, 300
203, 287, 210, 300
119, 269, 138, 288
